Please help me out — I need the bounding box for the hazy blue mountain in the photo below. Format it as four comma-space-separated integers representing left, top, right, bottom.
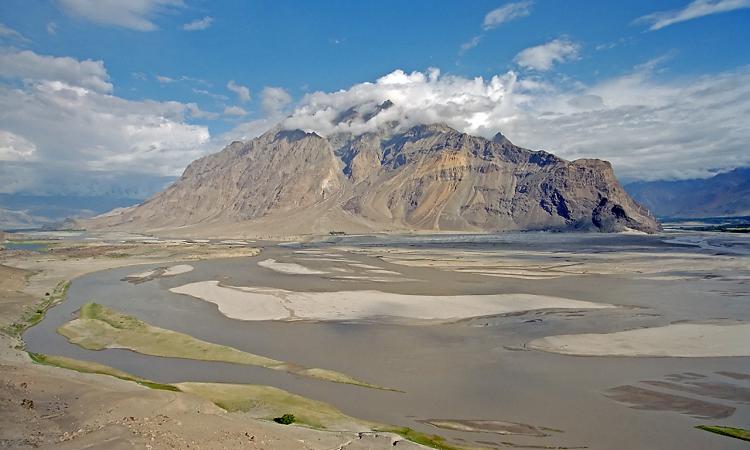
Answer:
625, 168, 750, 218
0, 174, 176, 230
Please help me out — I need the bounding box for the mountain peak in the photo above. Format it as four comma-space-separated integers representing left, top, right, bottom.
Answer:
492, 131, 510, 145
83, 120, 660, 236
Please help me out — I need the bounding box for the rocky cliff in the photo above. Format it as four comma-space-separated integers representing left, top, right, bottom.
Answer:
85, 123, 659, 237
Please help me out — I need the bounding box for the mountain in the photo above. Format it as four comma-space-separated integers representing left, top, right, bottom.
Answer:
0, 173, 176, 230
625, 168, 750, 218
83, 123, 659, 237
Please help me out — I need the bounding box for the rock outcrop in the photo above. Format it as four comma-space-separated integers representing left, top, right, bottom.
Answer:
85, 123, 659, 237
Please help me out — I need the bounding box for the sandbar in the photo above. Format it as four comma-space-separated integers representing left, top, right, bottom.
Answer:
257, 258, 328, 275
527, 323, 750, 357
170, 281, 613, 322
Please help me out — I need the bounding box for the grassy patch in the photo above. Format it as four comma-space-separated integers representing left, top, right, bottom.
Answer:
378, 426, 470, 450
697, 425, 750, 442
58, 302, 389, 390
176, 382, 375, 430
3, 281, 70, 338
28, 352, 179, 391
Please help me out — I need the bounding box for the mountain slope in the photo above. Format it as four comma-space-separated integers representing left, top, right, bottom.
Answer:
625, 168, 750, 218
84, 124, 659, 237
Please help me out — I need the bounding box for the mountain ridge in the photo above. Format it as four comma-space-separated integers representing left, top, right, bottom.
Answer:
625, 168, 750, 218
82, 123, 659, 238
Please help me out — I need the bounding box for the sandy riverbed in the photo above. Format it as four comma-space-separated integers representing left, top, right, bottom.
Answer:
170, 280, 613, 322
527, 322, 750, 357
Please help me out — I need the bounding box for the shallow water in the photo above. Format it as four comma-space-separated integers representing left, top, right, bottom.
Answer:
25, 232, 750, 450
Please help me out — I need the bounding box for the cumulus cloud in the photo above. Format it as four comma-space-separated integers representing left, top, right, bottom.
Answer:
223, 105, 247, 116
0, 50, 112, 92
280, 64, 750, 181
514, 37, 580, 71
261, 86, 292, 116
183, 16, 213, 31
227, 80, 250, 103
283, 68, 515, 138
57, 0, 184, 31
483, 1, 533, 29
635, 0, 750, 31
0, 49, 211, 195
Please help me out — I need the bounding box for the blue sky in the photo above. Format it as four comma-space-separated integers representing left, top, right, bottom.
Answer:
1, 0, 749, 194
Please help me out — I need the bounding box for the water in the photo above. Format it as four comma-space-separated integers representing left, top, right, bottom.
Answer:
24, 232, 750, 449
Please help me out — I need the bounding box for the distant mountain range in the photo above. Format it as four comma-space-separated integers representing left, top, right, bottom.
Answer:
624, 168, 750, 218
0, 195, 152, 230
83, 122, 659, 237
0, 174, 175, 230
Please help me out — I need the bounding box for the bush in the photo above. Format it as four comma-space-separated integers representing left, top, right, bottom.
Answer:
273, 413, 295, 425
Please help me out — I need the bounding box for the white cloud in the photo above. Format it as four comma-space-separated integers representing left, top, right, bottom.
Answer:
223, 106, 247, 116
192, 87, 228, 101
46, 22, 58, 35
227, 80, 250, 103
156, 74, 175, 84
261, 86, 292, 116
280, 64, 750, 181
514, 37, 580, 71
57, 0, 184, 31
0, 23, 29, 42
483, 1, 533, 30
186, 103, 219, 120
0, 50, 112, 92
283, 68, 515, 138
459, 35, 482, 54
635, 0, 750, 30
0, 49, 210, 194
183, 16, 213, 31
0, 130, 36, 161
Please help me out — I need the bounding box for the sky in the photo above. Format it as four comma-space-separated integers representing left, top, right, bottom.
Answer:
0, 0, 749, 196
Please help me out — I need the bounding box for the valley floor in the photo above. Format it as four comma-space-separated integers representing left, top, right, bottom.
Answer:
0, 236, 424, 450
2, 230, 750, 450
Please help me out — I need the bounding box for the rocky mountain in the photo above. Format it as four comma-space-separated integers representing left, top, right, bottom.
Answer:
84, 123, 659, 237
625, 168, 750, 218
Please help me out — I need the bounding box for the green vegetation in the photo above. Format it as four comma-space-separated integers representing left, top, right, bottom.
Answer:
29, 353, 465, 450
377, 426, 470, 450
3, 281, 69, 337
176, 382, 375, 429
57, 303, 389, 390
697, 425, 750, 442
273, 413, 296, 425
28, 352, 179, 391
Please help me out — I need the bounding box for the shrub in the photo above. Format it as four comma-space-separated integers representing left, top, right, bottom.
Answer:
273, 413, 295, 425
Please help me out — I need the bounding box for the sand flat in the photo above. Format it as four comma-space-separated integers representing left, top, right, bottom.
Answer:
169, 281, 613, 322
527, 323, 750, 357
171, 281, 290, 320
257, 258, 328, 275
162, 264, 194, 276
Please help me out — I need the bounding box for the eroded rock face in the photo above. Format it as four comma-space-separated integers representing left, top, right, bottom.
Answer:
85, 124, 660, 235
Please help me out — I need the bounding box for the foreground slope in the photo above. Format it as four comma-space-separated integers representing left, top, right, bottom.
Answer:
85, 124, 659, 236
